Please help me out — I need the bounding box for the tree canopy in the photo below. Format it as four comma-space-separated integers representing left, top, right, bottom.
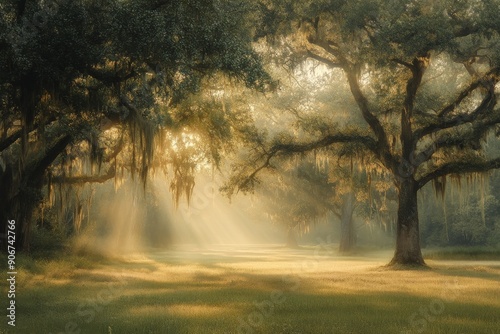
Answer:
0, 0, 271, 250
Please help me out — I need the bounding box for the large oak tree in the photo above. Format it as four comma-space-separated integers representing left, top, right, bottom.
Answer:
227, 0, 500, 265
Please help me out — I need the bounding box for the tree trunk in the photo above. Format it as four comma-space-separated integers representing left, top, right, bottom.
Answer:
339, 192, 356, 253
389, 179, 425, 266
285, 227, 299, 248
0, 135, 72, 252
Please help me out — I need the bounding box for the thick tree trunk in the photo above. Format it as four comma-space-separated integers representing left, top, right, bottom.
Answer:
339, 192, 356, 253
389, 179, 425, 266
0, 135, 71, 252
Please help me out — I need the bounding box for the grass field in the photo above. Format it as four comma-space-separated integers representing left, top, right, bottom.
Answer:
1, 245, 500, 334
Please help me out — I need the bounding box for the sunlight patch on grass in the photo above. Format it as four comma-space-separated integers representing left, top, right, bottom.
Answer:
168, 304, 235, 317
130, 303, 237, 318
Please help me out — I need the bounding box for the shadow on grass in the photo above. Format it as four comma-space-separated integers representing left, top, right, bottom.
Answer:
430, 264, 500, 283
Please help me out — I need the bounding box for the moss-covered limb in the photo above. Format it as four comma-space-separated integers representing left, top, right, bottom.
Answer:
416, 109, 500, 162
305, 50, 343, 69
271, 133, 377, 156
0, 134, 73, 251
50, 166, 115, 185
235, 133, 377, 193
417, 157, 500, 190
0, 116, 58, 152
26, 135, 73, 187
86, 68, 137, 87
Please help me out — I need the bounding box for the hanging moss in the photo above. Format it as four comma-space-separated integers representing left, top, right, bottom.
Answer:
432, 175, 446, 200
480, 173, 487, 227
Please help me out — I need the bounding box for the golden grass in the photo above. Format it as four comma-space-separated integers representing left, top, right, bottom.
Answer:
3, 246, 500, 334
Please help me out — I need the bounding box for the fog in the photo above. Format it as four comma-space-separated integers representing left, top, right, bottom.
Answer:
67, 167, 398, 259
72, 173, 291, 256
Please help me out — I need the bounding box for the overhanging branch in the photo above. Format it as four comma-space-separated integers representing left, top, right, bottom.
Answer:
391, 58, 414, 70
51, 166, 116, 185
415, 86, 497, 141
423, 110, 500, 158
238, 133, 377, 191
87, 68, 136, 86
0, 116, 57, 152
417, 157, 500, 189
27, 135, 72, 186
306, 50, 343, 69
437, 67, 498, 118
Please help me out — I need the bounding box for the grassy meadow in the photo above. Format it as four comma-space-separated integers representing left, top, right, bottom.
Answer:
1, 246, 500, 334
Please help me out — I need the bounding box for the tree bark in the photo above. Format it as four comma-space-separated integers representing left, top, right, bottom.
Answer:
0, 135, 72, 252
389, 179, 425, 266
339, 192, 356, 253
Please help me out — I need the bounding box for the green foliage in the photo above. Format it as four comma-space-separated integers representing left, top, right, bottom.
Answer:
28, 224, 66, 257
424, 246, 500, 260
0, 0, 272, 251
420, 171, 500, 247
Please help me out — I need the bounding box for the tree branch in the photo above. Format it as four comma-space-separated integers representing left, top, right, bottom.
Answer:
0, 127, 23, 152
27, 135, 72, 186
391, 58, 414, 70
51, 166, 116, 185
238, 133, 377, 191
344, 70, 396, 172
272, 133, 376, 155
417, 157, 500, 189
306, 31, 396, 170
415, 88, 497, 141
87, 68, 136, 86
0, 116, 57, 152
422, 109, 500, 159
307, 38, 347, 65
306, 50, 343, 69
437, 67, 499, 119
438, 81, 482, 118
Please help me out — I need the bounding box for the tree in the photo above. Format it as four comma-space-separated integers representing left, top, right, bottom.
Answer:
226, 0, 500, 266
0, 0, 270, 251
